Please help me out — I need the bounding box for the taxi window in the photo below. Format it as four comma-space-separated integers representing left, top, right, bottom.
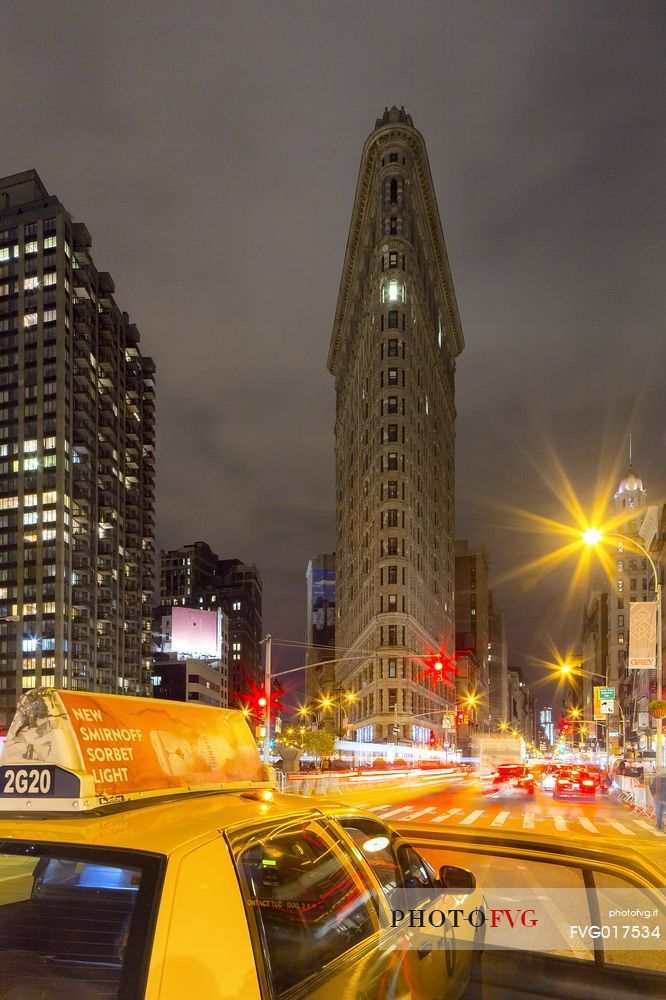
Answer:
0, 841, 162, 999
230, 818, 377, 996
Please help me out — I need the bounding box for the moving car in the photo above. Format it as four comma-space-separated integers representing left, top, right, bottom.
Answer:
552, 766, 597, 799
541, 762, 560, 791
0, 688, 482, 1000
484, 763, 536, 797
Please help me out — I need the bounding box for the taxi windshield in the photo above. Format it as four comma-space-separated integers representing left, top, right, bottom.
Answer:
0, 841, 162, 999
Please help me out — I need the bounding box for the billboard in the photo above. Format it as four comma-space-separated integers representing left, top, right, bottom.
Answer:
171, 606, 221, 658
628, 602, 657, 669
1, 688, 263, 800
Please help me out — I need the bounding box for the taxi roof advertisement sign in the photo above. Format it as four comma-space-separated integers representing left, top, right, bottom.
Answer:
1, 688, 263, 798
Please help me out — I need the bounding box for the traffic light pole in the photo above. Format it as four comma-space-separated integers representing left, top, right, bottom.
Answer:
261, 634, 272, 765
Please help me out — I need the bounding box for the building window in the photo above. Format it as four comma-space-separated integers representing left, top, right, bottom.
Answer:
388, 658, 397, 678
387, 627, 397, 647
617, 580, 624, 592
387, 396, 398, 413
618, 614, 624, 627
387, 368, 398, 385
388, 310, 398, 329
388, 594, 397, 612
387, 481, 398, 499
618, 631, 625, 645
389, 218, 397, 234
386, 509, 398, 528
387, 339, 398, 357
386, 424, 398, 442
387, 538, 398, 555
390, 179, 398, 202
389, 251, 398, 268
387, 565, 398, 585
387, 453, 398, 470
389, 153, 398, 163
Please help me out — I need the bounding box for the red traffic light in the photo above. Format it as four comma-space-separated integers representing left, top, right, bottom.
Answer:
456, 711, 465, 724
562, 723, 570, 731
257, 696, 267, 708
429, 730, 437, 747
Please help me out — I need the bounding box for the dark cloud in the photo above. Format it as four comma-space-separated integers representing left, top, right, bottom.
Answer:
2, 1, 664, 703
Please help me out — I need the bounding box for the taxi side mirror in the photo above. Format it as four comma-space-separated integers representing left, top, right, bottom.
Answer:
439, 865, 476, 891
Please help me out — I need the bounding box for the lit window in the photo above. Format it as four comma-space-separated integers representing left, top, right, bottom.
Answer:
24, 440, 38, 453
23, 512, 38, 525
24, 276, 40, 291
618, 631, 625, 644
23, 457, 39, 471
23, 494, 38, 507
43, 272, 57, 286
24, 241, 38, 255
24, 313, 38, 328
43, 236, 57, 249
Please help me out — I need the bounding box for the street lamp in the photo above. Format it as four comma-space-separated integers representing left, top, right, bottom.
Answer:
558, 661, 625, 763
583, 527, 663, 771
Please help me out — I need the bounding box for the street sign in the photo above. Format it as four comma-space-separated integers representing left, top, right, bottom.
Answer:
393, 725, 400, 735
442, 713, 455, 730
600, 699, 615, 714
599, 687, 615, 699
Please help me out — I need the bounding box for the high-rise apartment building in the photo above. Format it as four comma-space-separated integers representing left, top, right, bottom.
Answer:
328, 107, 464, 744
159, 542, 263, 699
607, 467, 654, 755
0, 170, 156, 724
487, 593, 508, 728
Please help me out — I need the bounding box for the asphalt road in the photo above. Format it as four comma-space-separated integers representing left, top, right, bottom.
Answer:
338, 773, 666, 851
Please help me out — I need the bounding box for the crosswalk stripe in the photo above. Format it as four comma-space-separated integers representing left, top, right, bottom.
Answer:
491, 811, 510, 827
633, 819, 657, 832
578, 817, 599, 834
523, 813, 536, 829
460, 810, 484, 826
607, 820, 634, 836
553, 816, 568, 832
408, 807, 438, 820
380, 805, 415, 819
433, 808, 462, 823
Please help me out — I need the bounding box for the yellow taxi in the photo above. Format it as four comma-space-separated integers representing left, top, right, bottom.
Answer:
0, 689, 483, 1000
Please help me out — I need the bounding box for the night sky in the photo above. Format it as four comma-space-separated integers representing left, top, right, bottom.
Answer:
2, 2, 664, 706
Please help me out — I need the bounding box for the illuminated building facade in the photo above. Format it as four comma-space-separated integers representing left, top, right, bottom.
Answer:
328, 107, 463, 744
160, 542, 263, 698
0, 170, 156, 724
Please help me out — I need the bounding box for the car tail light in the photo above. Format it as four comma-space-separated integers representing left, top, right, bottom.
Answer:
557, 779, 567, 785
582, 780, 594, 786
